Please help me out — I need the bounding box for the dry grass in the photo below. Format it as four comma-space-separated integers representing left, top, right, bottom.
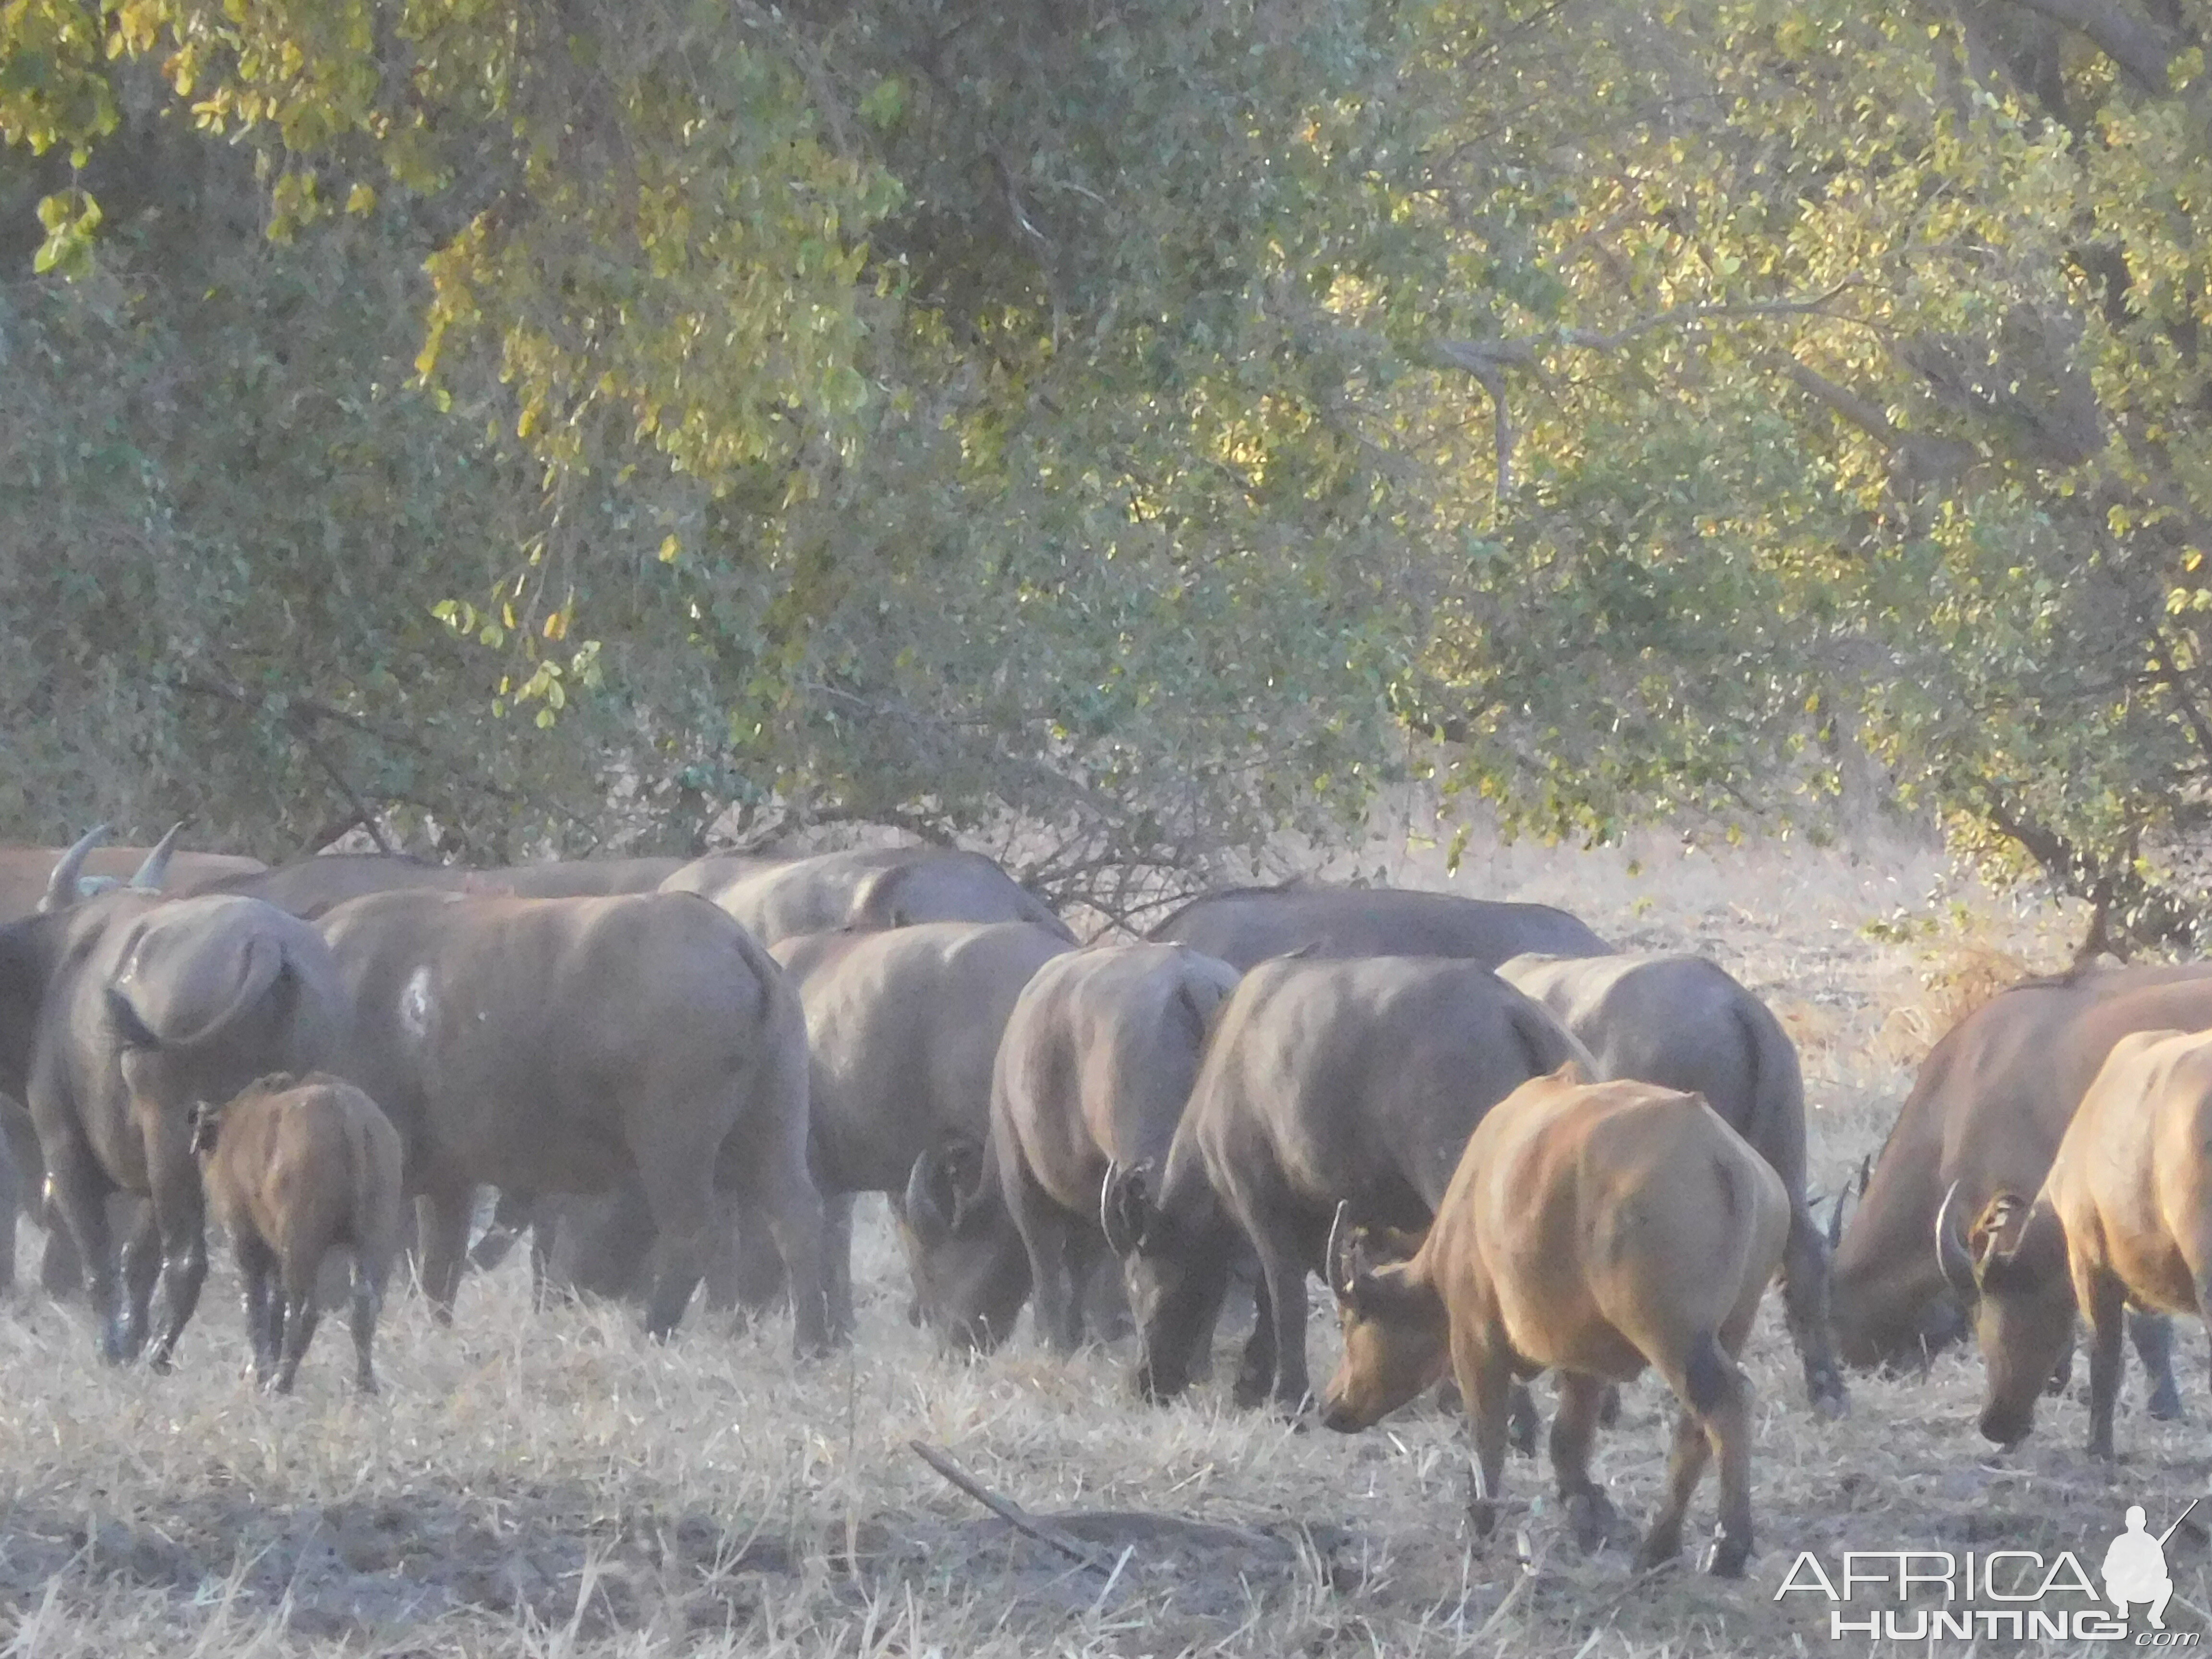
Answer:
1, 816, 2205, 1656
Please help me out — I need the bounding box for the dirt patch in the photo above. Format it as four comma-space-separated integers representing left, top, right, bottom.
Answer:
0, 1479, 794, 1640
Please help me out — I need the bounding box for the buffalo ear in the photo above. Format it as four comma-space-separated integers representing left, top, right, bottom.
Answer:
1969, 1192, 2053, 1292
1100, 1160, 1157, 1257
1328, 1201, 1423, 1316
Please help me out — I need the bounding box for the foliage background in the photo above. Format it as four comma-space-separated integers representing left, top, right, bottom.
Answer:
7, 0, 2212, 940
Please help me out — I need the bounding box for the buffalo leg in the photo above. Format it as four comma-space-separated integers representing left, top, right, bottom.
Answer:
1454, 1330, 1513, 1541
43, 1131, 126, 1361
1005, 1157, 1083, 1353
38, 1211, 86, 1301
635, 1134, 719, 1340
1557, 1371, 1628, 1557
2129, 1311, 2181, 1420
117, 1208, 161, 1362
349, 1253, 385, 1395
234, 1230, 279, 1385
709, 1202, 789, 1317
1230, 1271, 1277, 1409
2047, 1326, 2076, 1396
1551, 1372, 1619, 1552
1779, 1202, 1848, 1418
2079, 1269, 2129, 1460
416, 1179, 474, 1322
273, 1274, 322, 1395
820, 1192, 856, 1341
725, 1135, 829, 1358
1638, 1403, 1713, 1574
1244, 1223, 1312, 1414
143, 1135, 209, 1373
1026, 1201, 1087, 1354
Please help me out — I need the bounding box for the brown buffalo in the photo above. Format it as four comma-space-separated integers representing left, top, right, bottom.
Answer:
1321, 1068, 1787, 1578
1831, 964, 2212, 1411
0, 830, 345, 1365
1104, 954, 1590, 1411
316, 889, 828, 1351
673, 847, 1073, 947
1497, 951, 1843, 1416
190, 1071, 405, 1394
772, 920, 1076, 1349
1147, 882, 1607, 969
991, 943, 1242, 1351
1957, 1026, 2212, 1456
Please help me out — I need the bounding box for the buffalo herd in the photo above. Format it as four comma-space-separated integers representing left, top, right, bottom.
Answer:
0, 827, 2208, 1579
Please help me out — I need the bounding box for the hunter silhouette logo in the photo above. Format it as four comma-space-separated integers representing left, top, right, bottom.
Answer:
1777, 1498, 2205, 1643
2102, 1501, 2194, 1631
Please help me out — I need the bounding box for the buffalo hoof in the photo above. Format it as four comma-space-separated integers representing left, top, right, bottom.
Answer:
1810, 1375, 1850, 1421
2147, 1381, 2184, 1422
1467, 1496, 1498, 1540
1566, 1491, 1619, 1554
1631, 1536, 1681, 1576
1703, 1529, 1752, 1579
1230, 1372, 1271, 1412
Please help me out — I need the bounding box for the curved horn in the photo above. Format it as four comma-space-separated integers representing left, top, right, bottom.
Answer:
1934, 1180, 1977, 1299
903, 1147, 952, 1244
1326, 1200, 1358, 1301
38, 824, 110, 913
1100, 1160, 1152, 1258
129, 820, 186, 890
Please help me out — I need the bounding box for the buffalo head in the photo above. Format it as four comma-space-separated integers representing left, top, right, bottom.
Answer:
1942, 1183, 2074, 1448
1101, 1157, 1234, 1404
1319, 1203, 1448, 1432
897, 1137, 1030, 1354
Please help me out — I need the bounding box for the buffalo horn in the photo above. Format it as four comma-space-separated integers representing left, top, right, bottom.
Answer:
903, 1148, 952, 1244
1325, 1200, 1358, 1302
1934, 1179, 1977, 1299
129, 820, 187, 890
1099, 1160, 1151, 1258
38, 824, 110, 913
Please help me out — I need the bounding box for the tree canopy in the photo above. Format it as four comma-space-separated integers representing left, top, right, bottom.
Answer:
5, 0, 2212, 942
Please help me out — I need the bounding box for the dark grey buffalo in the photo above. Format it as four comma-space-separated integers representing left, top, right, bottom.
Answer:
772, 920, 1075, 1349
0, 830, 344, 1364
991, 943, 1241, 1350
1105, 954, 1590, 1412
671, 847, 1075, 947
316, 889, 830, 1351
1147, 882, 1606, 969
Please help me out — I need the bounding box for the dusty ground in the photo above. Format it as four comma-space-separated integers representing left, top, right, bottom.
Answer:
0, 817, 2202, 1656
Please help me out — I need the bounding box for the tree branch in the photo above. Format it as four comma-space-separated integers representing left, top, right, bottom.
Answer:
2004, 0, 2177, 93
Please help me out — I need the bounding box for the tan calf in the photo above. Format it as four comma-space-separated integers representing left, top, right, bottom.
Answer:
1321, 1066, 1787, 1577
190, 1072, 405, 1394
1957, 1025, 2212, 1457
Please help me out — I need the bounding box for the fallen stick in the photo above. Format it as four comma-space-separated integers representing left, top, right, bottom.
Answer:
908, 1441, 1115, 1574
